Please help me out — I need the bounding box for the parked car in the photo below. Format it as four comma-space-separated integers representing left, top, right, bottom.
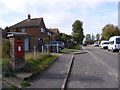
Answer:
100, 40, 109, 49
94, 41, 99, 47
82, 40, 87, 46
47, 41, 65, 50
108, 36, 120, 52
56, 41, 65, 49
82, 43, 87, 46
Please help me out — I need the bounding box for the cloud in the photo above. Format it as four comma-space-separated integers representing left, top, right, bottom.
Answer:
0, 0, 118, 36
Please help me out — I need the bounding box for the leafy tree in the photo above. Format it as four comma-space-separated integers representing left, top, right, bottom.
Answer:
72, 20, 84, 44
92, 34, 95, 41
86, 34, 91, 41
102, 24, 120, 40
86, 34, 94, 44
4, 26, 10, 32
96, 33, 100, 41
57, 33, 72, 44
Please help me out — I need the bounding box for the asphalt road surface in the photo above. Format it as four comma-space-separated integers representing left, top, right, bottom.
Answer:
67, 45, 119, 88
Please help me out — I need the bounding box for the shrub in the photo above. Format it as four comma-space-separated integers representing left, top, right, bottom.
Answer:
2, 57, 11, 72
20, 81, 31, 88
3, 72, 13, 77
2, 39, 10, 57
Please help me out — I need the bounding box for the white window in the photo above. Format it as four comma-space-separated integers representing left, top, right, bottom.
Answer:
47, 32, 51, 36
47, 32, 49, 35
49, 33, 51, 36
41, 28, 44, 32
22, 28, 25, 32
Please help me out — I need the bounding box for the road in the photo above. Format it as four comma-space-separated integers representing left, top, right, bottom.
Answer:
67, 45, 119, 88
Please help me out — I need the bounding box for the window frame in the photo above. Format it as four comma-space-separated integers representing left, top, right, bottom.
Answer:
21, 28, 25, 32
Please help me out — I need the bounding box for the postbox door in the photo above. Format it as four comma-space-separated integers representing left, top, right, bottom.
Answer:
16, 40, 23, 58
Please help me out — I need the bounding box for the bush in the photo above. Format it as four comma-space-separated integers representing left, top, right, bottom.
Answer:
2, 39, 10, 57
2, 57, 11, 72
3, 72, 13, 77
20, 81, 31, 88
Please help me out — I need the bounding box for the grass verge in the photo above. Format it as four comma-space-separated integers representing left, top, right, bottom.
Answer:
60, 49, 75, 53
2, 53, 59, 76
24, 53, 59, 75
69, 44, 81, 50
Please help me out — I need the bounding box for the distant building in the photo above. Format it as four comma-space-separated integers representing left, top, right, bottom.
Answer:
49, 28, 60, 41
9, 14, 53, 51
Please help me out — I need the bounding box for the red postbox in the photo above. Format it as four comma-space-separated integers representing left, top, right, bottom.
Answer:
16, 40, 23, 58
7, 32, 27, 71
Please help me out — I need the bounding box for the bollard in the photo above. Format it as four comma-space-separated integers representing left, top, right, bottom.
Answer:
47, 45, 49, 53
42, 46, 44, 55
57, 43, 59, 53
34, 46, 36, 60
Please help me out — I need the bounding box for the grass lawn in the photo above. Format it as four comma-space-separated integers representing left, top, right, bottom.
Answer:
70, 44, 81, 50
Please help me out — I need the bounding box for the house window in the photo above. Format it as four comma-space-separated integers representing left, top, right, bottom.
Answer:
49, 33, 51, 36
47, 32, 50, 35
41, 28, 44, 33
22, 28, 25, 32
47, 32, 51, 36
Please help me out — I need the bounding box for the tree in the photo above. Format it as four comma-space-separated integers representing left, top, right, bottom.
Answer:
72, 20, 84, 44
86, 34, 91, 41
102, 24, 120, 40
92, 34, 95, 41
4, 26, 10, 32
86, 34, 94, 44
57, 33, 72, 43
96, 33, 100, 41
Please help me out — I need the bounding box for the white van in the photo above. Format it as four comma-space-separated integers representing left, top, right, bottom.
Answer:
100, 40, 109, 49
108, 36, 120, 52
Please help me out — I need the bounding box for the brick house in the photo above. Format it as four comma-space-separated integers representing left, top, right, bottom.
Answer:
9, 14, 53, 51
49, 28, 60, 41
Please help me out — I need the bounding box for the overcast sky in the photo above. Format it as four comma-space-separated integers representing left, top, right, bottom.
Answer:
0, 0, 119, 35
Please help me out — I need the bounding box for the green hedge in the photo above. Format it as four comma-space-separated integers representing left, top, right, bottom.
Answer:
2, 39, 10, 57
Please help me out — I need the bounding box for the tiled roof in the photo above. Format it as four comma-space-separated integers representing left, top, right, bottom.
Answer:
10, 18, 43, 29
49, 28, 59, 34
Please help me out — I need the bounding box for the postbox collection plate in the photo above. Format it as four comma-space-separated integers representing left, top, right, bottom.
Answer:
16, 40, 23, 58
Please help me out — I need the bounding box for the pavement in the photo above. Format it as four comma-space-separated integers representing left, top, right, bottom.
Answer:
2, 76, 22, 88
28, 53, 74, 88
2, 52, 77, 89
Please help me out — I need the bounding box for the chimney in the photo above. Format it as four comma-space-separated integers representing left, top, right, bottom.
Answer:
28, 14, 31, 19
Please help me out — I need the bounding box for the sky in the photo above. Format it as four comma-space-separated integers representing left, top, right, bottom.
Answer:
0, 0, 119, 36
